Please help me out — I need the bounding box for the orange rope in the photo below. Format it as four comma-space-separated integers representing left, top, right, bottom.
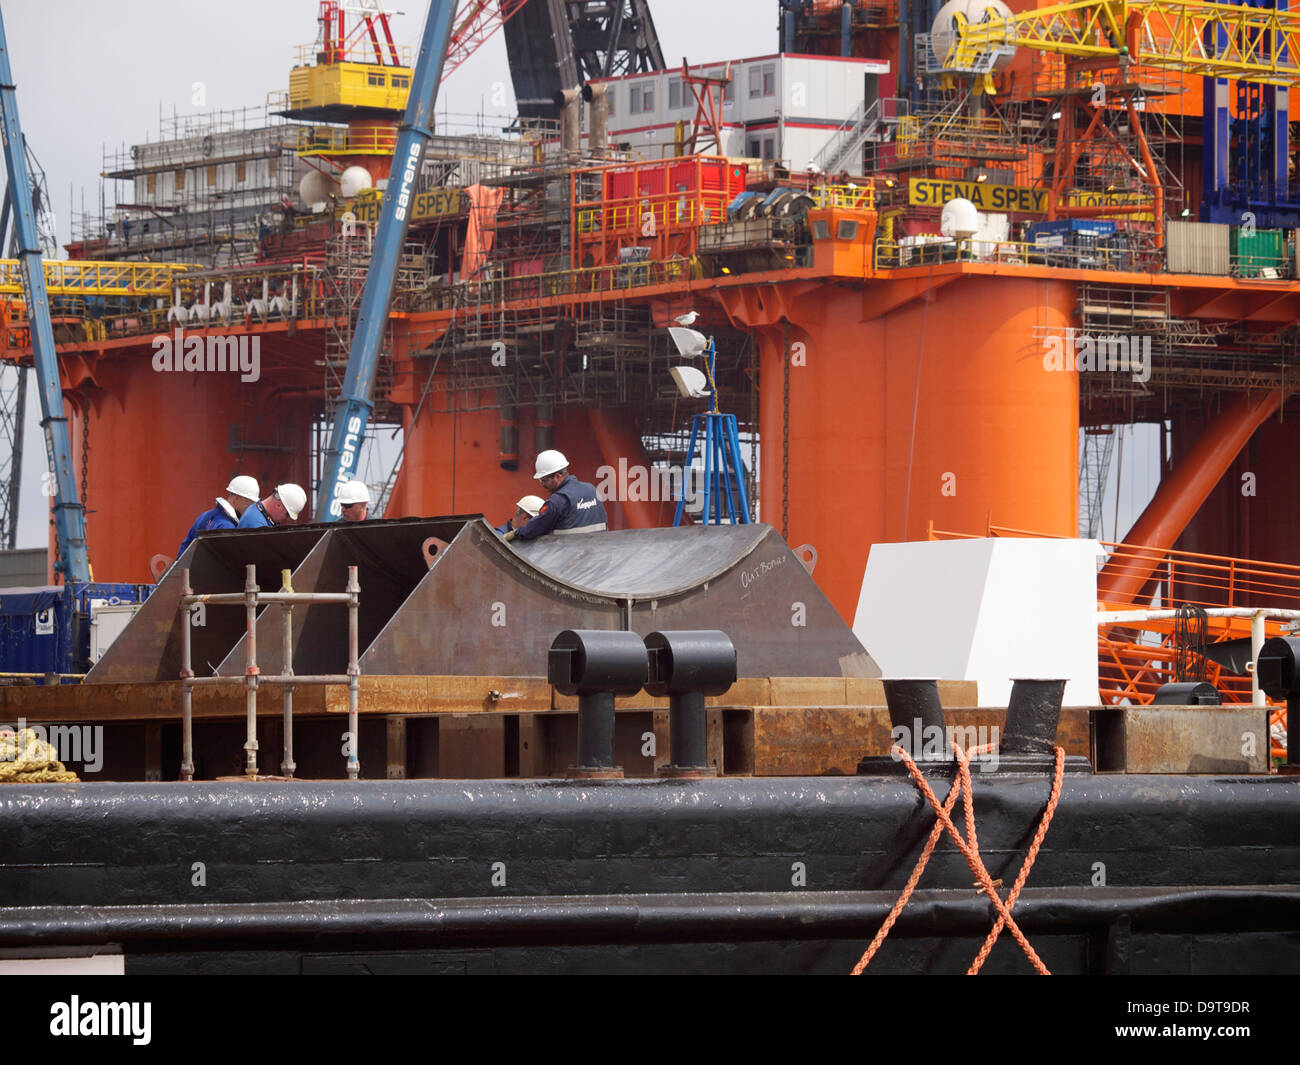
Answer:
851, 741, 1066, 976
967, 746, 1065, 974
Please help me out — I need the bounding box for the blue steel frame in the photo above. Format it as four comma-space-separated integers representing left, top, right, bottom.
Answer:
672, 336, 751, 527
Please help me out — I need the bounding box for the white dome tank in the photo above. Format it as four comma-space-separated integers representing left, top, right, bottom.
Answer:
941, 197, 980, 239
340, 166, 373, 199
930, 0, 1016, 71
299, 170, 335, 208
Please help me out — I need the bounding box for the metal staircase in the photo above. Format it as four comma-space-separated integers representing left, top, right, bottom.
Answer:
813, 96, 907, 175
1078, 428, 1116, 538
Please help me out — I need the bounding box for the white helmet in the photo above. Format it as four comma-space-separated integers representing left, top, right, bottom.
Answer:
516, 494, 545, 517
226, 475, 260, 501
275, 483, 307, 520
337, 480, 371, 506
533, 449, 569, 480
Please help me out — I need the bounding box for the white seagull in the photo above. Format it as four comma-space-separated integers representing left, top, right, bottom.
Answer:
673, 311, 699, 326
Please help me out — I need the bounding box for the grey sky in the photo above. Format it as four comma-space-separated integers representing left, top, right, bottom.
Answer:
1, 1, 1157, 552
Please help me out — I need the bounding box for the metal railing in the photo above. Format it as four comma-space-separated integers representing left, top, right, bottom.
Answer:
894, 111, 1014, 158
573, 191, 734, 238
931, 521, 1300, 612
875, 237, 1159, 272
812, 182, 875, 210
2, 262, 328, 346
297, 126, 399, 155
929, 521, 1300, 722
179, 565, 361, 782
430, 257, 696, 309
0, 259, 201, 297
292, 42, 412, 68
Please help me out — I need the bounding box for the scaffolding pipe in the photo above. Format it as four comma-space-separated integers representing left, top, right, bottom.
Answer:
347, 565, 361, 781
180, 568, 195, 782
244, 565, 260, 778
178, 566, 361, 781
280, 568, 296, 779
1252, 609, 1266, 708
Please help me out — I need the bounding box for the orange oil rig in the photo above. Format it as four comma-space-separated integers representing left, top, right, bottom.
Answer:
3, 1, 1300, 980
4, 0, 1300, 707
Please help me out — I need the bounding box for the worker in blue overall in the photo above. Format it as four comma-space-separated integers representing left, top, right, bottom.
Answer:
504, 451, 607, 542
494, 494, 544, 536
177, 475, 260, 555
238, 483, 308, 529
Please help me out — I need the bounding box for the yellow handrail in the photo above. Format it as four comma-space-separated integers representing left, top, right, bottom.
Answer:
0, 260, 201, 298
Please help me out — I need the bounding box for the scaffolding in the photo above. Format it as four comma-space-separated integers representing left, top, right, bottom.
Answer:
79, 104, 309, 269
321, 222, 426, 422
1073, 282, 1300, 426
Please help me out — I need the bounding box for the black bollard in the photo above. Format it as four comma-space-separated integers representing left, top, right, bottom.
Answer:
548, 629, 648, 779
1255, 637, 1300, 771
644, 630, 737, 777
857, 678, 950, 776
882, 678, 947, 759
1001, 678, 1067, 755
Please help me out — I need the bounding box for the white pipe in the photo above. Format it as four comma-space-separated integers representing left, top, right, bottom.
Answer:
1096, 606, 1300, 624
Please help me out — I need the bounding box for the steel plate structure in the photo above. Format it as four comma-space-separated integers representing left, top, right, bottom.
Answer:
85, 519, 878, 684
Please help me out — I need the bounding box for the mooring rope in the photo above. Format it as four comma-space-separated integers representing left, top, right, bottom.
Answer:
0, 727, 79, 783
851, 741, 1065, 975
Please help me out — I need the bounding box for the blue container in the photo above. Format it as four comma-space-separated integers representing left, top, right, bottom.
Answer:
1028, 219, 1118, 242
0, 586, 75, 676
0, 581, 152, 680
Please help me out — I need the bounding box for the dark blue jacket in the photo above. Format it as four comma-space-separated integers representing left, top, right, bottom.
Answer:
513, 476, 608, 540
178, 503, 236, 555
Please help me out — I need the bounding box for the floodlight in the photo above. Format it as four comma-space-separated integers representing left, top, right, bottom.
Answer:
669, 365, 711, 399
667, 326, 708, 357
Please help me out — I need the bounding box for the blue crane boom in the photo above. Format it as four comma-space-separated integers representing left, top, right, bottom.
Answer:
316, 0, 459, 520
0, 5, 89, 580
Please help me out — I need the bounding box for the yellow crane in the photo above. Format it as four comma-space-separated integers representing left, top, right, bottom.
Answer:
944, 0, 1300, 87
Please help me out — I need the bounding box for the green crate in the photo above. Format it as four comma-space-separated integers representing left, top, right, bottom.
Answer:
1231, 226, 1288, 277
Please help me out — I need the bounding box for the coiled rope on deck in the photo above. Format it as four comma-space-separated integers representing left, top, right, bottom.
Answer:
0, 727, 79, 783
851, 740, 1065, 976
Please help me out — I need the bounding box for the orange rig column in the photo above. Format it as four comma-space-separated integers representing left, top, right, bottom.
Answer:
61, 346, 317, 582
719, 274, 1079, 622
387, 393, 611, 525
